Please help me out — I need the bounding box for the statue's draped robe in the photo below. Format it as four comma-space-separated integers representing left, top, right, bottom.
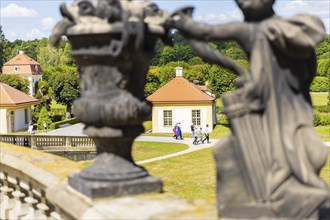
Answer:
242, 14, 328, 217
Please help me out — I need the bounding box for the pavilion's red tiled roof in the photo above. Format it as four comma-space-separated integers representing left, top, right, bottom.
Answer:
147, 77, 215, 103
3, 53, 39, 66
0, 83, 39, 107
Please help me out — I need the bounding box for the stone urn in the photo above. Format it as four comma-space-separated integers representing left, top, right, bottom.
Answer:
52, 0, 171, 198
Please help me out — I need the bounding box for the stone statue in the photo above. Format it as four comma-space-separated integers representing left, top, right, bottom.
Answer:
167, 0, 329, 219
52, 0, 171, 198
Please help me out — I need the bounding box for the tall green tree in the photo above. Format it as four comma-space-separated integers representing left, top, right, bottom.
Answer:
50, 66, 80, 118
0, 74, 30, 94
37, 107, 52, 130
0, 25, 7, 69
34, 80, 52, 112
37, 44, 68, 67
208, 60, 249, 98
316, 35, 330, 58
145, 66, 161, 97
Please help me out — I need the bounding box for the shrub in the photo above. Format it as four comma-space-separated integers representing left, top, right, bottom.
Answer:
49, 118, 77, 130
317, 59, 330, 77
49, 108, 67, 122
310, 76, 329, 92
314, 111, 330, 126
37, 107, 53, 130
313, 112, 321, 126
314, 105, 330, 113
217, 114, 228, 125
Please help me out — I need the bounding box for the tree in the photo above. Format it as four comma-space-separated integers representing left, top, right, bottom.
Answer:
317, 59, 330, 77
0, 25, 8, 69
208, 65, 237, 98
158, 44, 195, 65
34, 80, 52, 112
50, 66, 80, 118
37, 44, 68, 67
0, 74, 30, 94
37, 107, 52, 130
208, 59, 249, 98
316, 35, 330, 58
145, 66, 161, 97
158, 61, 190, 86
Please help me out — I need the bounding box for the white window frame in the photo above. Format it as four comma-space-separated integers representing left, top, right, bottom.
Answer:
192, 110, 201, 126
163, 110, 173, 127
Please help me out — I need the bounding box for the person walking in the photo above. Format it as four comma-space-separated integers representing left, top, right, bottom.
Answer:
198, 127, 203, 144
190, 124, 195, 138
202, 124, 210, 144
176, 122, 183, 140
172, 123, 178, 139
43, 121, 47, 132
193, 126, 199, 144
28, 120, 34, 134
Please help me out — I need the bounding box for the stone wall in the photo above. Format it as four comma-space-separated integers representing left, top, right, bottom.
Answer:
0, 142, 217, 219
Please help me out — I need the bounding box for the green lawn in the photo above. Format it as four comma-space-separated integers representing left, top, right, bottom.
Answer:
80, 141, 189, 166
143, 121, 152, 132
315, 126, 330, 141
132, 142, 188, 161
311, 93, 328, 106
320, 149, 330, 186
144, 148, 216, 201
144, 147, 329, 201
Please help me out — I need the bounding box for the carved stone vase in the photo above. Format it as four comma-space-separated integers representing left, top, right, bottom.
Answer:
52, 0, 170, 198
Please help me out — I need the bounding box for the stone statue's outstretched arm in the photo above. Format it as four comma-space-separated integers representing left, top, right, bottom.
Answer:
168, 14, 248, 45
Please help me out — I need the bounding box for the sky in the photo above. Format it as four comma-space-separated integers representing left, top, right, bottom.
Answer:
1, 0, 329, 42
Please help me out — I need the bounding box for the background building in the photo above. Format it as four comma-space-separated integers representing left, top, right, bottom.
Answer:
147, 67, 217, 133
2, 51, 43, 96
0, 83, 39, 133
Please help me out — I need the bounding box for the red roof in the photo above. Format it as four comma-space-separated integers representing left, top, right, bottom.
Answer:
3, 53, 39, 66
147, 77, 215, 103
0, 83, 39, 107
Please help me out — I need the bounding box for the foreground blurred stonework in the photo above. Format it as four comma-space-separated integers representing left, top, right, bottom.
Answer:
0, 143, 217, 219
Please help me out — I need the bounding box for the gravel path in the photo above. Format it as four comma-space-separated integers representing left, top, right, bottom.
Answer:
135, 136, 217, 164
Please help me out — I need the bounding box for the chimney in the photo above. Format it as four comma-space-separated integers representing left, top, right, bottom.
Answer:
175, 67, 183, 77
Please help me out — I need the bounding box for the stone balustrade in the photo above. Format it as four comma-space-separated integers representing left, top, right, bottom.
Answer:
0, 142, 216, 220
0, 135, 95, 149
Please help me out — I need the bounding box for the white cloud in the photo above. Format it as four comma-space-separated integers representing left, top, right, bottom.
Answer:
0, 3, 37, 18
26, 29, 46, 40
276, 0, 329, 18
42, 17, 57, 30
196, 8, 243, 24
8, 31, 17, 39
276, 0, 329, 33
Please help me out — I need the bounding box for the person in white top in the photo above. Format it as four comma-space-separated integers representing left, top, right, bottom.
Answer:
202, 124, 210, 144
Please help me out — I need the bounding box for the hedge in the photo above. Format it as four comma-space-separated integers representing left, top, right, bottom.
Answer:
313, 112, 330, 126
310, 76, 329, 92
49, 118, 77, 130
314, 105, 330, 113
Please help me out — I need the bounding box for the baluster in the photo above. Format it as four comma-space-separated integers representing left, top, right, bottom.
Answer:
21, 183, 38, 220
0, 185, 15, 219
0, 182, 3, 204
35, 203, 50, 220
21, 196, 38, 220
9, 190, 29, 219
66, 137, 72, 148
35, 190, 51, 219
9, 177, 29, 219
50, 211, 63, 220
31, 136, 37, 149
